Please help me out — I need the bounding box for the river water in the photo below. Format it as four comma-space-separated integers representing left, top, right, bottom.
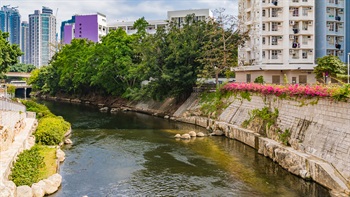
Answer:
43, 101, 330, 197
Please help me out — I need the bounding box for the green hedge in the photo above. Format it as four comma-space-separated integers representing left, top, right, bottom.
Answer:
10, 146, 44, 186
35, 116, 71, 145
21, 100, 54, 119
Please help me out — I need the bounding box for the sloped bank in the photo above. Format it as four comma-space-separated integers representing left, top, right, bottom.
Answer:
37, 92, 350, 195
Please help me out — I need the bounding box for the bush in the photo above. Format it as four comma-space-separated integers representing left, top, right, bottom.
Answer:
254, 76, 264, 84
21, 100, 54, 119
10, 146, 44, 186
35, 116, 71, 145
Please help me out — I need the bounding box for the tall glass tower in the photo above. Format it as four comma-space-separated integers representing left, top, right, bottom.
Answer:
0, 5, 21, 45
29, 7, 56, 67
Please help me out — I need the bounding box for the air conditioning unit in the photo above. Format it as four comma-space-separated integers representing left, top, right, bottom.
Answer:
278, 36, 283, 39
309, 50, 313, 53
289, 35, 294, 39
339, 8, 344, 13
278, 50, 282, 54
290, 20, 295, 25
308, 21, 313, 25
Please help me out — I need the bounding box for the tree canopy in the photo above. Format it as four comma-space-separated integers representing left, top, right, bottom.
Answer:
29, 13, 248, 100
314, 55, 347, 83
0, 31, 23, 75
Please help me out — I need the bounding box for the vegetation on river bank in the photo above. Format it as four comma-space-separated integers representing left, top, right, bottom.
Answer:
28, 13, 247, 101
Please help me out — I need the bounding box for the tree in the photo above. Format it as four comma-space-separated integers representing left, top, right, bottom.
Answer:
9, 63, 36, 73
0, 31, 23, 75
197, 8, 249, 86
314, 55, 346, 83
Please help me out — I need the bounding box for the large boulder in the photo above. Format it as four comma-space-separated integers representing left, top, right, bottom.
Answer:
16, 185, 32, 197
64, 139, 73, 145
42, 174, 62, 195
31, 182, 45, 197
196, 132, 205, 137
188, 131, 196, 137
181, 134, 191, 140
99, 107, 108, 113
56, 149, 65, 162
174, 134, 181, 138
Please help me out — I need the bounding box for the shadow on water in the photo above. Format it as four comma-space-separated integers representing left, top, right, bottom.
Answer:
41, 101, 330, 197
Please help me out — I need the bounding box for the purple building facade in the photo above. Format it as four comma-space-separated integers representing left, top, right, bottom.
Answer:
62, 13, 107, 44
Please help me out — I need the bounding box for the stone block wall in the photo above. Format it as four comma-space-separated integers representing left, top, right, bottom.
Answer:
218, 95, 350, 182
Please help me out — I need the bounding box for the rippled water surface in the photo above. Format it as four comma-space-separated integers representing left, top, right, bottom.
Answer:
43, 101, 330, 197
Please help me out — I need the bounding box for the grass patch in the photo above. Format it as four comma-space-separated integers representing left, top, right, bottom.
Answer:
38, 145, 57, 180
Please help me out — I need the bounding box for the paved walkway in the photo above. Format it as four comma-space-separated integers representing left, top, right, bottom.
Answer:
0, 117, 36, 183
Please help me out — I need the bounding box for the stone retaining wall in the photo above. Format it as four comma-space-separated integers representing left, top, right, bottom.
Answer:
173, 94, 350, 194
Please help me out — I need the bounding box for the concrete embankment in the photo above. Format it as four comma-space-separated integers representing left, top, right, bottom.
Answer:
38, 93, 350, 195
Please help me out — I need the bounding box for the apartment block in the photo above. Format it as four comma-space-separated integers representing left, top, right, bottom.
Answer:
315, 0, 347, 62
29, 7, 56, 67
108, 20, 167, 35
236, 0, 316, 84
167, 9, 213, 27
20, 21, 30, 64
0, 5, 21, 45
107, 9, 212, 35
61, 13, 107, 44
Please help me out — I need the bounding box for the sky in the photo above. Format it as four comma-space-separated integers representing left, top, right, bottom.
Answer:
2, 0, 238, 26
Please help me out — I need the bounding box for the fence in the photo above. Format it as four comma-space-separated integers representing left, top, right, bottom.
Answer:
0, 97, 26, 112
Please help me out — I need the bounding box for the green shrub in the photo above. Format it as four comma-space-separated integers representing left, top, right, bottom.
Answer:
10, 146, 44, 186
254, 76, 264, 84
21, 100, 54, 119
35, 116, 71, 145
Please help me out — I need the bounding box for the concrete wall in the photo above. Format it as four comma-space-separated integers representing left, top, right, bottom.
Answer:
217, 95, 350, 181
174, 93, 350, 193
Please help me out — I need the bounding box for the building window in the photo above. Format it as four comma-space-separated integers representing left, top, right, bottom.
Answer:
262, 51, 266, 58
272, 8, 278, 17
271, 36, 278, 45
271, 22, 278, 31
272, 75, 281, 84
293, 8, 299, 17
302, 8, 309, 16
271, 50, 278, 59
302, 50, 308, 59
299, 75, 307, 84
262, 37, 266, 45
262, 23, 266, 31
246, 74, 251, 83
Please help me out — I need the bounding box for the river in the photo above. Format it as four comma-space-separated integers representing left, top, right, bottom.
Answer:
42, 101, 330, 197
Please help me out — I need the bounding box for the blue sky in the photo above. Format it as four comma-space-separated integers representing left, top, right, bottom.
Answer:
2, 0, 238, 25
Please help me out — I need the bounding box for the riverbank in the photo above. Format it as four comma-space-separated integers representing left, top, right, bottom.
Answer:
0, 100, 72, 197
36, 92, 350, 196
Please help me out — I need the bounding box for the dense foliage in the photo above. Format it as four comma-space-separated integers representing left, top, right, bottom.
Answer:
0, 31, 23, 75
314, 55, 347, 83
29, 14, 247, 101
9, 63, 36, 73
223, 83, 350, 102
22, 100, 71, 145
35, 116, 70, 145
21, 100, 54, 119
10, 146, 44, 186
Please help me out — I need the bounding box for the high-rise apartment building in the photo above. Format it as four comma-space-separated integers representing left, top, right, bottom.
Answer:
236, 0, 316, 84
29, 7, 56, 67
61, 13, 107, 44
315, 1, 348, 62
0, 5, 21, 45
20, 21, 30, 64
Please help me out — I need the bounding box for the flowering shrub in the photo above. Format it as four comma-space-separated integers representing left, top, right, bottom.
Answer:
222, 83, 350, 101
